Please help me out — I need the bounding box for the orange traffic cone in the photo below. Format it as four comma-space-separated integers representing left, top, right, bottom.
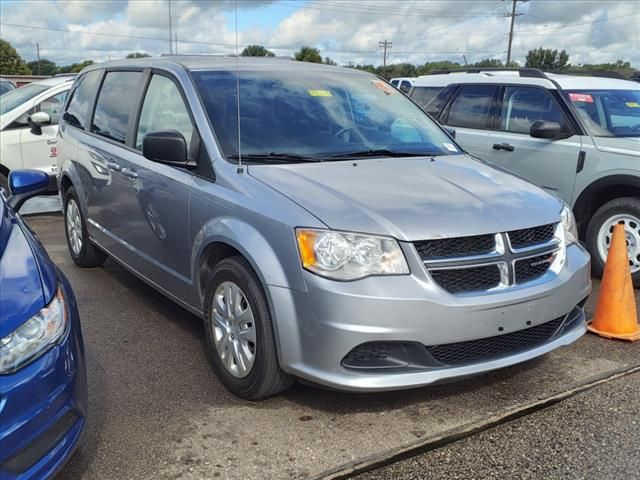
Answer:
588, 223, 639, 341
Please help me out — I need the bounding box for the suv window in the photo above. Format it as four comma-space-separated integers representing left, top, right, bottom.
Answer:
446, 85, 496, 129
410, 86, 444, 112
64, 70, 101, 129
500, 86, 566, 134
92, 71, 142, 144
135, 74, 193, 151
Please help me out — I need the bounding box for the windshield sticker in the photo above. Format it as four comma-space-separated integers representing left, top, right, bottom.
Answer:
308, 90, 332, 97
443, 143, 458, 152
371, 80, 395, 95
568, 93, 594, 103
626, 101, 640, 108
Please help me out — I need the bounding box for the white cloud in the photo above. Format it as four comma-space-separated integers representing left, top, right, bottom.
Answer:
0, 0, 638, 67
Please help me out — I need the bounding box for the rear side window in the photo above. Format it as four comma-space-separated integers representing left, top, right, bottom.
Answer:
92, 71, 142, 144
411, 86, 444, 112
64, 70, 102, 129
446, 85, 496, 129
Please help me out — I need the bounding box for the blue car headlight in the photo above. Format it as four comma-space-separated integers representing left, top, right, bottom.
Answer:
0, 288, 67, 374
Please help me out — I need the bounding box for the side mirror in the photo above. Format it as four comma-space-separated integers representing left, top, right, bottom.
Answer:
6, 170, 50, 211
444, 127, 456, 139
142, 130, 188, 166
28, 111, 51, 136
530, 120, 572, 140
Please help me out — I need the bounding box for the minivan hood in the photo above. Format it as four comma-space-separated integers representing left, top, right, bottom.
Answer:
591, 136, 640, 158
249, 155, 563, 241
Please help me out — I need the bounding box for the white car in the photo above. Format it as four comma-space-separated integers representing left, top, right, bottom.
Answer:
390, 77, 415, 93
0, 76, 75, 192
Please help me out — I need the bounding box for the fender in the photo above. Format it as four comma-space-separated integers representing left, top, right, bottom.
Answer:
191, 217, 306, 303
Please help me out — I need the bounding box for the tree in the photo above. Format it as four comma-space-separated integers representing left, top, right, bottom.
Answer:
126, 52, 151, 58
323, 57, 337, 66
0, 39, 31, 75
57, 60, 94, 74
472, 58, 503, 68
241, 45, 274, 57
415, 61, 461, 76
294, 46, 322, 63
574, 60, 638, 78
525, 48, 569, 70
26, 58, 57, 76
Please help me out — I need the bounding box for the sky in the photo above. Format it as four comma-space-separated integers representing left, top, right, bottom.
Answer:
0, 0, 638, 67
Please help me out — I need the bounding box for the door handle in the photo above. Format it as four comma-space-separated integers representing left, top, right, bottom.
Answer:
105, 160, 121, 171
492, 143, 515, 152
121, 167, 138, 179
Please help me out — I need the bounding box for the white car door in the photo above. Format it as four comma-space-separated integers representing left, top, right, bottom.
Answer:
19, 91, 68, 177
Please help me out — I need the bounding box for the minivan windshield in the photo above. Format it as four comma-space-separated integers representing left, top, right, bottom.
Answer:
192, 69, 460, 161
0, 83, 50, 116
564, 89, 640, 137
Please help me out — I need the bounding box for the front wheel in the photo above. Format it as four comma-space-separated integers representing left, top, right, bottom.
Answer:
586, 197, 640, 288
203, 256, 293, 400
64, 187, 107, 268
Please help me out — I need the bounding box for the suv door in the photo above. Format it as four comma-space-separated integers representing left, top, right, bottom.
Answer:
440, 84, 497, 159
115, 71, 195, 299
19, 90, 68, 177
485, 85, 582, 202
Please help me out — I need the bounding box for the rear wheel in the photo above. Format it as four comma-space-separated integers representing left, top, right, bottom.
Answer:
64, 187, 107, 267
203, 256, 293, 400
586, 197, 640, 288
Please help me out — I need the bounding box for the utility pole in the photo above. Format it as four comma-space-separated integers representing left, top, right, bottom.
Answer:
378, 40, 392, 68
36, 43, 41, 75
506, 0, 525, 66
168, 0, 173, 55
175, 33, 178, 55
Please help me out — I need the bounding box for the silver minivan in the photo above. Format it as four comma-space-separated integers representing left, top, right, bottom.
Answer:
57, 57, 591, 399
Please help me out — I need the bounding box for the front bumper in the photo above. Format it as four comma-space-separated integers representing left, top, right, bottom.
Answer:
269, 243, 591, 392
0, 279, 87, 479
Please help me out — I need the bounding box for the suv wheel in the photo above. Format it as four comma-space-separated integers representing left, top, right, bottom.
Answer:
586, 197, 640, 288
64, 187, 107, 267
203, 256, 293, 400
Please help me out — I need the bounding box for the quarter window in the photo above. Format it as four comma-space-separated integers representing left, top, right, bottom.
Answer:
135, 75, 193, 151
446, 85, 496, 129
410, 86, 444, 113
64, 70, 102, 129
92, 71, 142, 144
500, 86, 566, 134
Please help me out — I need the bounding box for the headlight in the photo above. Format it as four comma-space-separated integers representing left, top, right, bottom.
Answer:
296, 228, 409, 280
560, 205, 578, 245
0, 288, 67, 374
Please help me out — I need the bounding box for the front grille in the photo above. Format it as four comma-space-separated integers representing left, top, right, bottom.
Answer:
508, 223, 555, 249
430, 265, 501, 293
414, 234, 495, 260
426, 316, 564, 366
515, 253, 554, 283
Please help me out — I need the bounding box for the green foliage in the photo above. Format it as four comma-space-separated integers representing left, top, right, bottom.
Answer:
324, 57, 337, 66
294, 46, 322, 63
574, 60, 638, 78
26, 58, 57, 76
126, 52, 151, 58
525, 48, 570, 70
0, 39, 31, 75
241, 45, 275, 57
57, 60, 94, 74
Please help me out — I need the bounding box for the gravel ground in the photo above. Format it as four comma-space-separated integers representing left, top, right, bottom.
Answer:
357, 371, 640, 480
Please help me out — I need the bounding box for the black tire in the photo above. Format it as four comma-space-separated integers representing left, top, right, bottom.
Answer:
203, 256, 293, 400
63, 187, 108, 268
586, 196, 640, 288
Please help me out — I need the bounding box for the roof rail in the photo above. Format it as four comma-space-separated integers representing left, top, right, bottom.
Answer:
547, 70, 628, 80
428, 67, 547, 79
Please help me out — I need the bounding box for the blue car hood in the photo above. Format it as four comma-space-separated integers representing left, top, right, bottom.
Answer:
0, 201, 47, 338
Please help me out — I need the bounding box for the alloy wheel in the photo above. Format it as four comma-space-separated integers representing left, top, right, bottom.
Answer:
66, 199, 83, 256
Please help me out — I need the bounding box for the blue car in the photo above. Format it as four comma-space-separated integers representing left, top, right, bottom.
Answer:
0, 171, 86, 479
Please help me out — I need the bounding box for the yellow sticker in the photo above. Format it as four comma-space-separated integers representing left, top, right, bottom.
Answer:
626, 102, 640, 108
308, 90, 332, 97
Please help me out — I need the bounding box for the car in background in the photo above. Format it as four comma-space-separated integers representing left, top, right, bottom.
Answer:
0, 170, 87, 479
390, 77, 415, 93
0, 75, 75, 193
57, 57, 589, 400
410, 68, 640, 286
0, 78, 16, 95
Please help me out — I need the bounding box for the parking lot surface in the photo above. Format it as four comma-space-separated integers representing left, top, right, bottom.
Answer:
22, 214, 638, 480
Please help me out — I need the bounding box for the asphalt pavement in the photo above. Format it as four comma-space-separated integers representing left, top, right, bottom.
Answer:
20, 214, 639, 480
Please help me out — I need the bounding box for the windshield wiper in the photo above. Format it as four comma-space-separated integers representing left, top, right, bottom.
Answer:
327, 149, 442, 159
227, 153, 323, 163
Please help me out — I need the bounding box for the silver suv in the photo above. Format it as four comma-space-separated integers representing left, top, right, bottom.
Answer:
57, 57, 591, 399
410, 68, 640, 286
